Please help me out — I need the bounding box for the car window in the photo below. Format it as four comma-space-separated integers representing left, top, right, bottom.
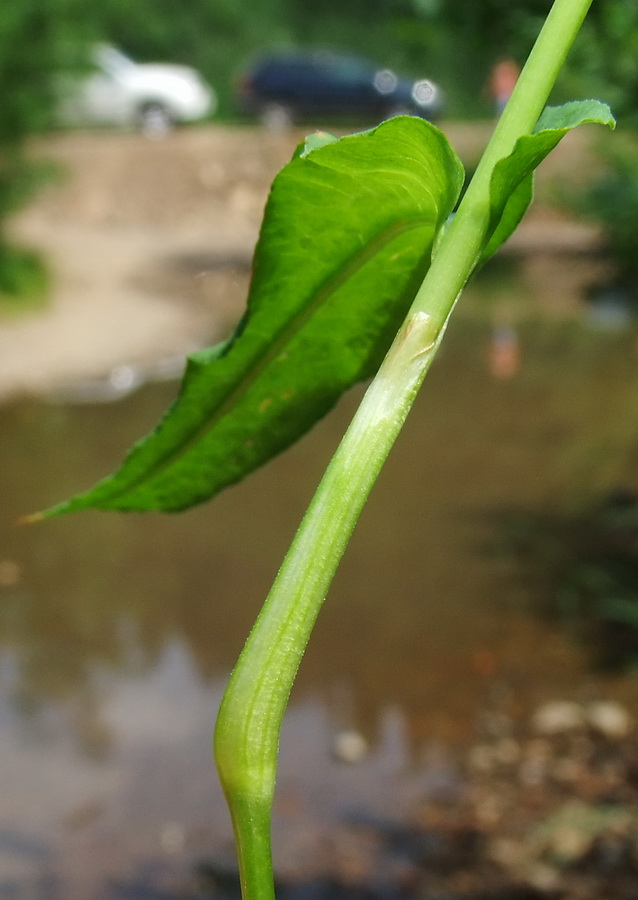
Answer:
325, 59, 373, 87
287, 62, 319, 78
93, 45, 136, 78
258, 60, 313, 81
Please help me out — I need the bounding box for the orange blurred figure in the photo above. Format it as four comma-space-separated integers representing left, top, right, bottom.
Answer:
487, 57, 520, 115
489, 321, 521, 379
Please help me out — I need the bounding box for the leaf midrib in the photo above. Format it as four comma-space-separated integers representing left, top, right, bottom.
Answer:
90, 214, 436, 504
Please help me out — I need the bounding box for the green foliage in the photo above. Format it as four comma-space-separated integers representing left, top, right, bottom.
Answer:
43, 117, 464, 513
88, 0, 293, 116
561, 136, 638, 291
570, 0, 638, 122
0, 245, 49, 310
501, 490, 638, 668
481, 100, 615, 262
0, 0, 92, 302
0, 0, 94, 142
14, 0, 624, 121
0, 0, 628, 128
39, 99, 613, 518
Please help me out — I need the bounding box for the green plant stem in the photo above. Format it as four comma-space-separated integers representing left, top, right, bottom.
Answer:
215, 309, 442, 900
214, 2, 593, 898
410, 0, 593, 330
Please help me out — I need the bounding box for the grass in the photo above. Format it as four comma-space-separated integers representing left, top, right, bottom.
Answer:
0, 244, 50, 314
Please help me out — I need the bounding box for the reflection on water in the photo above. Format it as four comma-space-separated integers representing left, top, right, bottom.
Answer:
3, 308, 638, 894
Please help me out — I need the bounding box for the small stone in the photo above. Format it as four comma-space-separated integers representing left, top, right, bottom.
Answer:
519, 757, 547, 788
525, 738, 552, 761
489, 837, 524, 870
493, 738, 521, 766
0, 559, 21, 588
527, 862, 561, 891
531, 700, 584, 735
551, 757, 585, 784
519, 739, 552, 787
160, 821, 186, 853
467, 744, 495, 773
550, 824, 593, 862
473, 792, 505, 827
586, 701, 631, 739
331, 729, 368, 764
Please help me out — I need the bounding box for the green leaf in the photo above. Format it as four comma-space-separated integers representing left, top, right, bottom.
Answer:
481, 99, 615, 262
44, 116, 464, 515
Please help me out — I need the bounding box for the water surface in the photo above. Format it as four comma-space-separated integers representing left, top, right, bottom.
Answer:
2, 302, 638, 896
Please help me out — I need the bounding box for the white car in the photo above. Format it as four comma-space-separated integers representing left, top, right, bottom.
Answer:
58, 44, 216, 135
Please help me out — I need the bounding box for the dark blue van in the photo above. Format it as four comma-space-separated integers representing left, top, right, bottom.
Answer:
235, 51, 442, 129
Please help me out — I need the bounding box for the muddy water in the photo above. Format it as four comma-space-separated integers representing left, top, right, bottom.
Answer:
2, 302, 638, 895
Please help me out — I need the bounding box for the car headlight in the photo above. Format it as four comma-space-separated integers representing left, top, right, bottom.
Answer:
374, 69, 399, 95
411, 79, 438, 106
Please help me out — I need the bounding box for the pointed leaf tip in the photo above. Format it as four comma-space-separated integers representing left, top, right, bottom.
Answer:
15, 511, 45, 526
301, 130, 339, 156
534, 99, 615, 133
481, 99, 616, 263
46, 116, 464, 515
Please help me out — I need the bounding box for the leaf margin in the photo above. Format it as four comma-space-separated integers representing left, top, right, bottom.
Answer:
38, 116, 465, 517
480, 99, 615, 263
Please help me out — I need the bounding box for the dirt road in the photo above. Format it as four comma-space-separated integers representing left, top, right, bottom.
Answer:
0, 122, 600, 402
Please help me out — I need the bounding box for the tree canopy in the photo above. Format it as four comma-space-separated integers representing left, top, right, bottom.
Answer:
0, 0, 636, 302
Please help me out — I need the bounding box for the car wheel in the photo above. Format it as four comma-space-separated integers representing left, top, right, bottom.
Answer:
138, 102, 174, 138
259, 102, 294, 131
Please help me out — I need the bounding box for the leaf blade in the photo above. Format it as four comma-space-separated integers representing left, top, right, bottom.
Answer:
481, 99, 615, 262
45, 116, 464, 515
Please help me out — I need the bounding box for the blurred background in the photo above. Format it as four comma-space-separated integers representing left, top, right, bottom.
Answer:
3, 1, 638, 899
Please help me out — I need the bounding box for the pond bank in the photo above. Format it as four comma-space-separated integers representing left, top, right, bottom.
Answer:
0, 122, 603, 403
